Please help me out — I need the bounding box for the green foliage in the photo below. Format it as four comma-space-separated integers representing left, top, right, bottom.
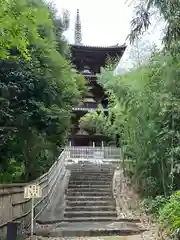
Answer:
79, 106, 108, 134
159, 191, 180, 235
128, 0, 180, 51
142, 196, 168, 217
0, 0, 84, 183
74, 73, 88, 98
0, 0, 53, 59
86, 48, 180, 236
86, 51, 180, 198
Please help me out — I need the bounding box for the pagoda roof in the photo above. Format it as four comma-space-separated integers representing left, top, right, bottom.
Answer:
70, 44, 126, 73
71, 43, 125, 49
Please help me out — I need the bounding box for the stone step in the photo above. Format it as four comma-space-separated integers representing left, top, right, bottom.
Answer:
66, 191, 113, 197
35, 220, 146, 237
70, 172, 113, 176
67, 188, 112, 193
65, 205, 116, 212
69, 171, 114, 175
66, 196, 114, 201
71, 169, 114, 172
69, 178, 113, 181
69, 177, 112, 181
66, 200, 115, 207
67, 184, 112, 189
70, 174, 112, 178
62, 216, 118, 222
70, 172, 114, 176
71, 172, 113, 177
64, 211, 117, 218
36, 218, 141, 225
68, 180, 112, 185
71, 170, 113, 173
36, 227, 146, 237
68, 164, 115, 170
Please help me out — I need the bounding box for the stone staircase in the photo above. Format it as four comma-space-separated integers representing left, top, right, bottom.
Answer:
64, 163, 117, 222
35, 163, 146, 237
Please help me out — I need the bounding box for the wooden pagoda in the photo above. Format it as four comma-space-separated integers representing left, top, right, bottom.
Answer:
68, 10, 126, 146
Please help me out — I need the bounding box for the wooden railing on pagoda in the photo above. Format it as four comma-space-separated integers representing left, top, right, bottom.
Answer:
72, 107, 108, 111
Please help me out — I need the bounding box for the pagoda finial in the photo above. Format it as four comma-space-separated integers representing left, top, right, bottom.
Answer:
74, 9, 82, 45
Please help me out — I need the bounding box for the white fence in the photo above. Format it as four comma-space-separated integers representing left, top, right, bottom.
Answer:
65, 146, 123, 164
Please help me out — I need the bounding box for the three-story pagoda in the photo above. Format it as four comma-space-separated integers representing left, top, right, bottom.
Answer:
69, 10, 126, 146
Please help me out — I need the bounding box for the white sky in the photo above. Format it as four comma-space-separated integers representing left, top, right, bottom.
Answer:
50, 0, 165, 73
51, 0, 134, 46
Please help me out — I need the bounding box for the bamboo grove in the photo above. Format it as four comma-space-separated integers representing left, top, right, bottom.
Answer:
79, 0, 180, 236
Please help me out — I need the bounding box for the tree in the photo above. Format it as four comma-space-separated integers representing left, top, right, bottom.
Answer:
0, 0, 54, 59
80, 50, 180, 198
127, 0, 179, 50
0, 0, 86, 182
128, 37, 158, 68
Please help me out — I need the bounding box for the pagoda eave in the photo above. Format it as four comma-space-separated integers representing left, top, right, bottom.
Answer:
70, 44, 126, 54
69, 135, 108, 139
70, 44, 126, 73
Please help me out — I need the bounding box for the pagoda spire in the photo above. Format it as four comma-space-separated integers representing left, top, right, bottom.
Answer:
74, 9, 82, 45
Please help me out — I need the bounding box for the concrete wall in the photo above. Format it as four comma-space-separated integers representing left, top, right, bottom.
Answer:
0, 150, 70, 239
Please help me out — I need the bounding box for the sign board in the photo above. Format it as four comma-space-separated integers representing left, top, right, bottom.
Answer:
24, 184, 42, 199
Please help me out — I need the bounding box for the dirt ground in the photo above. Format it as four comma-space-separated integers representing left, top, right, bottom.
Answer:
113, 169, 159, 240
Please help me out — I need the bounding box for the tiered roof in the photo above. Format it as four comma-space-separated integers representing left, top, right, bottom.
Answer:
70, 44, 126, 73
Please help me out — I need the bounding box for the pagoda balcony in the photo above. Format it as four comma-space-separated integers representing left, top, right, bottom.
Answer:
83, 74, 97, 81
72, 107, 108, 112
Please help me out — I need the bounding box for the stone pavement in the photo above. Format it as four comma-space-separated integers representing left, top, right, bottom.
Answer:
27, 235, 157, 240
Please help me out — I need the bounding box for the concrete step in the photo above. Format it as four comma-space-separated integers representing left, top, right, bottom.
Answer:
71, 170, 114, 176
66, 191, 113, 197
66, 200, 115, 207
70, 172, 113, 177
35, 220, 146, 237
71, 171, 114, 176
68, 180, 112, 185
36, 228, 146, 237
65, 205, 116, 212
70, 176, 113, 183
36, 218, 141, 225
68, 164, 115, 170
69, 177, 113, 181
70, 170, 114, 173
67, 184, 112, 189
64, 211, 117, 218
67, 188, 112, 193
70, 173, 113, 177
68, 169, 114, 173
65, 196, 114, 201
62, 216, 118, 222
